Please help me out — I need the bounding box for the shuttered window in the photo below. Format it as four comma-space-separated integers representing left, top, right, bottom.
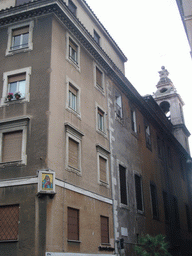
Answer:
135, 174, 143, 211
68, 138, 79, 170
101, 216, 109, 244
2, 131, 22, 163
96, 67, 103, 88
119, 165, 127, 205
0, 205, 19, 241
68, 207, 79, 241
99, 156, 107, 183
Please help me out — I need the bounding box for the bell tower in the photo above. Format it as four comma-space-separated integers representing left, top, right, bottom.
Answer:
153, 66, 190, 153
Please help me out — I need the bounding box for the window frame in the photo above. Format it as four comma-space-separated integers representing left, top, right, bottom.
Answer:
145, 121, 152, 150
1, 67, 31, 106
94, 63, 105, 93
150, 182, 159, 220
100, 215, 109, 245
96, 104, 107, 135
6, 21, 34, 56
65, 124, 84, 175
96, 145, 110, 187
119, 164, 128, 206
0, 117, 28, 165
131, 109, 137, 133
94, 30, 100, 45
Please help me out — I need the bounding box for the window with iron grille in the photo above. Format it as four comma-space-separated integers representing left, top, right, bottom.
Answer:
100, 215, 109, 244
68, 207, 79, 241
119, 165, 127, 205
0, 205, 19, 241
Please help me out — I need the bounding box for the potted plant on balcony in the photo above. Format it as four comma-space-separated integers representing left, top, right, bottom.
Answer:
7, 93, 13, 101
14, 92, 21, 100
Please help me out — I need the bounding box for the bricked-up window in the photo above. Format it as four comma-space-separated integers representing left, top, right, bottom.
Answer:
68, 207, 79, 241
163, 191, 169, 222
68, 138, 79, 170
186, 204, 192, 232
150, 183, 159, 219
15, 0, 30, 6
119, 165, 127, 205
135, 174, 143, 212
100, 216, 109, 244
0, 205, 19, 241
2, 131, 22, 163
68, 0, 77, 16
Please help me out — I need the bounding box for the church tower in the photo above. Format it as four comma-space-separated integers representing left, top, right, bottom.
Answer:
153, 66, 190, 153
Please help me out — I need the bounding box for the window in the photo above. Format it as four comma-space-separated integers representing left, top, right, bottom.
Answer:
6, 21, 33, 55
15, 0, 30, 5
145, 122, 152, 149
1, 67, 31, 106
116, 95, 122, 118
69, 83, 77, 111
94, 30, 100, 45
98, 108, 105, 132
173, 196, 180, 229
65, 123, 83, 174
96, 67, 103, 89
0, 117, 28, 165
68, 207, 79, 241
131, 110, 137, 132
68, 0, 77, 16
167, 146, 172, 168
96, 145, 110, 187
150, 183, 159, 219
69, 38, 78, 65
0, 205, 19, 241
119, 165, 128, 205
186, 204, 192, 232
157, 136, 163, 158
135, 174, 143, 212
163, 191, 169, 222
100, 216, 109, 244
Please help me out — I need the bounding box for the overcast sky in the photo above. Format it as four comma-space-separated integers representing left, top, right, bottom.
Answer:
85, 0, 192, 150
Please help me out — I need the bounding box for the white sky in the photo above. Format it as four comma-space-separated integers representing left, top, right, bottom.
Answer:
85, 0, 192, 151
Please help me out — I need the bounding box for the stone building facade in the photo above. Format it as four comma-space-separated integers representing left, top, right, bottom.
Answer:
0, 1, 191, 256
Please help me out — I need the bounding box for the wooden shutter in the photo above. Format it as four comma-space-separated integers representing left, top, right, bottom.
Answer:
68, 208, 79, 240
68, 138, 79, 169
2, 131, 22, 163
8, 73, 26, 83
101, 216, 109, 244
0, 205, 19, 241
99, 156, 107, 183
12, 26, 29, 36
119, 165, 127, 205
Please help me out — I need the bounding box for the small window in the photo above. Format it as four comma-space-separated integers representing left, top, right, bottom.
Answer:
15, 0, 30, 5
0, 205, 19, 241
135, 174, 143, 212
150, 183, 159, 219
98, 108, 105, 132
119, 165, 128, 205
94, 30, 100, 45
145, 122, 152, 150
6, 21, 33, 55
69, 38, 78, 64
131, 110, 137, 132
68, 207, 79, 241
96, 67, 103, 89
69, 83, 78, 112
68, 0, 77, 16
100, 216, 109, 244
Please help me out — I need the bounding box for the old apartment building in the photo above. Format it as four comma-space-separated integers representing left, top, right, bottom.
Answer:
0, 0, 191, 256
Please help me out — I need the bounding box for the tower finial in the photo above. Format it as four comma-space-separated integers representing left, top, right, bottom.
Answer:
158, 66, 169, 78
